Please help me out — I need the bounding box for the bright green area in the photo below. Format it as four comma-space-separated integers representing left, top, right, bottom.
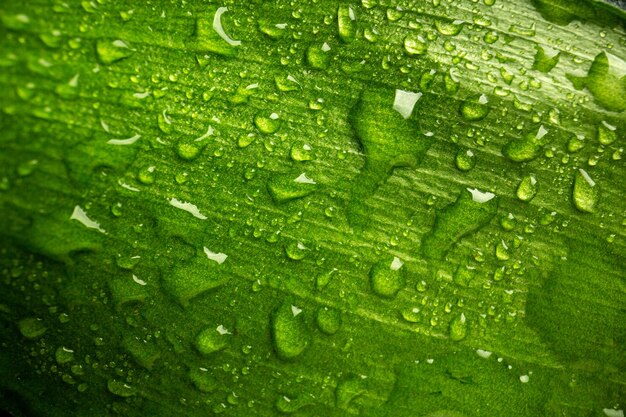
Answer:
0, 0, 625, 416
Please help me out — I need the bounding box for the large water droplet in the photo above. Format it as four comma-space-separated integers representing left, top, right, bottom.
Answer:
267, 173, 318, 203
306, 43, 331, 70
190, 7, 240, 57
597, 121, 617, 145
189, 367, 217, 393
254, 112, 281, 134
449, 313, 467, 341
532, 45, 560, 73
18, 318, 47, 339
435, 19, 464, 36
422, 188, 498, 260
271, 303, 310, 360
347, 89, 432, 230
55, 346, 75, 364
335, 375, 367, 413
337, 5, 357, 43
455, 149, 476, 171
195, 325, 231, 355
572, 169, 598, 213
502, 125, 549, 162
369, 256, 405, 298
460, 94, 490, 121
570, 52, 626, 112
404, 35, 428, 55
316, 307, 342, 334
107, 379, 135, 397
96, 39, 133, 64
162, 250, 230, 306
516, 174, 538, 202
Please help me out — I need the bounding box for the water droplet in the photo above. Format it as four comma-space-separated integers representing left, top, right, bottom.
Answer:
495, 240, 510, 260
386, 7, 404, 21
96, 39, 133, 64
347, 89, 433, 229
503, 125, 549, 162
449, 313, 467, 341
567, 134, 585, 153
258, 19, 287, 40
137, 166, 156, 185
275, 395, 313, 414
335, 375, 367, 413
516, 174, 538, 202
55, 346, 75, 364
316, 307, 342, 334
531, 0, 595, 25
316, 269, 337, 290
306, 44, 331, 70
422, 188, 498, 260
254, 112, 281, 134
107, 379, 135, 397
176, 142, 202, 161
454, 265, 475, 287
189, 367, 217, 392
460, 94, 490, 121
163, 250, 229, 306
400, 307, 421, 323
285, 242, 307, 260
597, 121, 617, 145
404, 35, 428, 56
455, 149, 476, 171
17, 159, 38, 176
267, 173, 318, 203
271, 302, 310, 360
18, 318, 47, 339
435, 19, 464, 36
369, 257, 405, 298
569, 52, 626, 112
195, 326, 231, 355
288, 141, 313, 162
572, 169, 598, 213
532, 45, 560, 73
338, 5, 357, 43
191, 7, 240, 57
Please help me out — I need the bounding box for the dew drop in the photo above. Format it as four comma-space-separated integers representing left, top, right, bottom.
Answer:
369, 257, 405, 298
572, 169, 598, 213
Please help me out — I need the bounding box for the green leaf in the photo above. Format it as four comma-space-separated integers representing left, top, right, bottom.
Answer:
0, 0, 625, 416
